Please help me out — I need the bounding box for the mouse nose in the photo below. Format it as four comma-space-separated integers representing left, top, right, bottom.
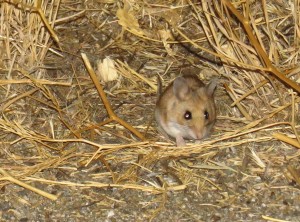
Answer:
195, 131, 204, 140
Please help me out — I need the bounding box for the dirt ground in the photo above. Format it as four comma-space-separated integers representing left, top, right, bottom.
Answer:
1, 1, 300, 221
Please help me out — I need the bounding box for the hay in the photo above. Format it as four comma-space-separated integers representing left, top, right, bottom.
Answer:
0, 0, 299, 220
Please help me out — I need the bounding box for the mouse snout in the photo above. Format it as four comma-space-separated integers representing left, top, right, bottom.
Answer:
187, 127, 204, 140
194, 131, 205, 140
193, 127, 211, 140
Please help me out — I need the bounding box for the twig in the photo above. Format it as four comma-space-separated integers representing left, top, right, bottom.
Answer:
0, 168, 57, 201
81, 53, 145, 141
222, 0, 300, 93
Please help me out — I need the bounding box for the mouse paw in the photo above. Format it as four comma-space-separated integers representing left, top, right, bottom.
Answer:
176, 135, 186, 147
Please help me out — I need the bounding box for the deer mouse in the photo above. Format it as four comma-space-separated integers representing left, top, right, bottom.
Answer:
155, 74, 217, 146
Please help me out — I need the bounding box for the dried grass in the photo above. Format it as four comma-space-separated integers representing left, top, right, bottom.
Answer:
0, 0, 300, 220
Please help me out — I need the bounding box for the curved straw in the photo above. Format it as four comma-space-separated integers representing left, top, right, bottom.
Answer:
222, 0, 300, 93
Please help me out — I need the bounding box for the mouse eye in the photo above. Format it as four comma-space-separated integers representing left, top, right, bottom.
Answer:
204, 110, 209, 120
184, 111, 192, 120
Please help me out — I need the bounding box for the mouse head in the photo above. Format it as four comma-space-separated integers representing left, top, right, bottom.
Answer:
167, 76, 217, 140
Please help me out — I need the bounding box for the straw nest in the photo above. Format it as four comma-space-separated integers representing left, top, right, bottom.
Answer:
0, 0, 299, 221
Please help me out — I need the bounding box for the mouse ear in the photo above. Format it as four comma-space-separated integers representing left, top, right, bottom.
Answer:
173, 77, 190, 100
206, 78, 218, 97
